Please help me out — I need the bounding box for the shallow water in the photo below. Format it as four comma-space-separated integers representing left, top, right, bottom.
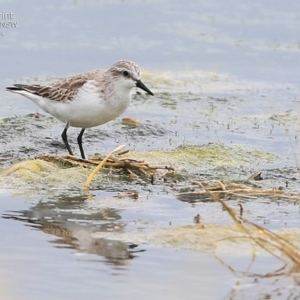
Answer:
1, 0, 300, 299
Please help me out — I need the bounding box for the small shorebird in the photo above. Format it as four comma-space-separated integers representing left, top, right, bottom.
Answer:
6, 60, 154, 159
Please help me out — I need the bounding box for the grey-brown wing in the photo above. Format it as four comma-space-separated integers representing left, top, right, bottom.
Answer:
7, 83, 84, 102
7, 70, 104, 102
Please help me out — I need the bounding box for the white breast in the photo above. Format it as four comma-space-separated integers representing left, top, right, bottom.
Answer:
50, 80, 132, 128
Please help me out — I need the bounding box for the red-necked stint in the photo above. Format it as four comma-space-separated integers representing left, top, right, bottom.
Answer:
6, 60, 154, 159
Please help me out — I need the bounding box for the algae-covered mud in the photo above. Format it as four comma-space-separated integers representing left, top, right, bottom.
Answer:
1, 0, 300, 299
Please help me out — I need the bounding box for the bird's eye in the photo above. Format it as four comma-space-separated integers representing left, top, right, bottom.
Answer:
123, 70, 129, 77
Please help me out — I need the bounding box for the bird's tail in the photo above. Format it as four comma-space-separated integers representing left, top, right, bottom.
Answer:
6, 84, 42, 94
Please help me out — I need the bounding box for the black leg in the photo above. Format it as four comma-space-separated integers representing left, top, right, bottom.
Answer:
61, 122, 74, 156
77, 128, 86, 159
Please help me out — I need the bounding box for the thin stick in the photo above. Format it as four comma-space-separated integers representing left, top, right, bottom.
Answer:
83, 145, 125, 190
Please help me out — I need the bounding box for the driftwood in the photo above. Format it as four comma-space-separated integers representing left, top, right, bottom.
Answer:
36, 153, 174, 176
177, 180, 300, 202
36, 147, 175, 190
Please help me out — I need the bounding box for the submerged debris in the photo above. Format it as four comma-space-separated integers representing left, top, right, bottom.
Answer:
193, 214, 201, 223
116, 192, 139, 199
249, 172, 264, 181
238, 203, 244, 216
121, 117, 140, 126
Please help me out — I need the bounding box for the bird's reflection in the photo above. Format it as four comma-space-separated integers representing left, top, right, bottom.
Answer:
2, 194, 145, 266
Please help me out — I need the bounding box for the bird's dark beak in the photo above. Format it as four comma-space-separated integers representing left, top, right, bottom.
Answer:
136, 80, 154, 96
